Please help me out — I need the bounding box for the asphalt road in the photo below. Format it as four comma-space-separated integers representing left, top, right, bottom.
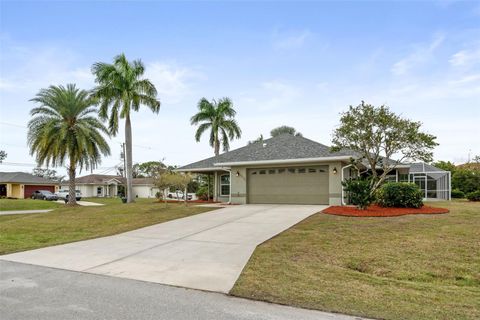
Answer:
0, 261, 361, 320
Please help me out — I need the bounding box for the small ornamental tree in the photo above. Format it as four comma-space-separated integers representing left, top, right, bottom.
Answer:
332, 101, 438, 194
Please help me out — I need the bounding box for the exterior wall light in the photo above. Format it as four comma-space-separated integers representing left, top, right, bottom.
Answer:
236, 171, 240, 177
333, 167, 338, 174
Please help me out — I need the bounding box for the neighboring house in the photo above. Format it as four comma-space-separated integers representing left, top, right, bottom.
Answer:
0, 172, 60, 199
177, 134, 451, 205
61, 174, 159, 198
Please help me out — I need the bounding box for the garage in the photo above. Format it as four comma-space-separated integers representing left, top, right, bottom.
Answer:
248, 166, 329, 205
24, 185, 56, 199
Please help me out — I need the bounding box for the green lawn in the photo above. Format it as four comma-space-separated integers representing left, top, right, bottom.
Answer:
0, 198, 62, 211
0, 200, 215, 255
231, 200, 480, 320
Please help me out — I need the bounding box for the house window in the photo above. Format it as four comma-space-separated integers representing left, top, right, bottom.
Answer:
220, 174, 230, 196
288, 168, 296, 174
268, 169, 276, 174
298, 168, 306, 173
278, 168, 285, 174
308, 168, 316, 173
97, 186, 103, 196
259, 170, 266, 175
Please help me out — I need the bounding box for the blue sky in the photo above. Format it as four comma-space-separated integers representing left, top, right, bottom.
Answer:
1, 1, 479, 175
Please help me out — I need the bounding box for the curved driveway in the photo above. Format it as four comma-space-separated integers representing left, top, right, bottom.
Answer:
0, 204, 325, 293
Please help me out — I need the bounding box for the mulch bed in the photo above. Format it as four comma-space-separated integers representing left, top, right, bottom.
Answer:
323, 205, 449, 217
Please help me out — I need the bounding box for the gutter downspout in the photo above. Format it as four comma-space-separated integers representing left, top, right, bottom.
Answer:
341, 164, 353, 206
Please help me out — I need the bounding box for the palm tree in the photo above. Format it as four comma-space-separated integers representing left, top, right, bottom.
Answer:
91, 53, 160, 203
28, 84, 110, 206
191, 98, 242, 156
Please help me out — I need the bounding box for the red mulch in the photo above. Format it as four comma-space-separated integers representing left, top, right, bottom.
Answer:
322, 205, 449, 217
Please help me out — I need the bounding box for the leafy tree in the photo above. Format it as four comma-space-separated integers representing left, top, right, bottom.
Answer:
432, 160, 456, 174
154, 171, 192, 206
32, 168, 65, 182
91, 53, 160, 203
28, 84, 110, 205
452, 169, 480, 194
136, 161, 167, 178
248, 134, 264, 145
0, 150, 6, 163
332, 101, 438, 193
270, 125, 302, 137
191, 97, 241, 156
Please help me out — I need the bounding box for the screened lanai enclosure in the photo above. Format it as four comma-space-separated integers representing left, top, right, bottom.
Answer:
342, 162, 451, 205
407, 163, 451, 201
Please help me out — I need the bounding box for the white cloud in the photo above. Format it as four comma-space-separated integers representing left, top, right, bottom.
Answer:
272, 29, 312, 49
144, 62, 203, 104
391, 34, 445, 75
449, 47, 480, 67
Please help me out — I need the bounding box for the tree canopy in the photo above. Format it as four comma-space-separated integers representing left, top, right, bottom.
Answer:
331, 101, 438, 191
28, 84, 110, 205
270, 125, 302, 137
191, 97, 241, 156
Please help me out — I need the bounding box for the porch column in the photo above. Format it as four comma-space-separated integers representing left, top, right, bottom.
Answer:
214, 171, 218, 202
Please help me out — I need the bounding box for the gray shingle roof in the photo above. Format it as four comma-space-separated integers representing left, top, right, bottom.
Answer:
409, 163, 447, 173
0, 172, 60, 185
63, 174, 155, 185
178, 134, 355, 170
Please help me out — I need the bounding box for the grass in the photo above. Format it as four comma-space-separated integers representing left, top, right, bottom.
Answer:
0, 198, 62, 211
231, 200, 480, 320
0, 199, 215, 255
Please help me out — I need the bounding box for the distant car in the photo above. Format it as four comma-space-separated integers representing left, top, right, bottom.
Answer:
56, 189, 82, 201
31, 190, 58, 201
167, 191, 193, 201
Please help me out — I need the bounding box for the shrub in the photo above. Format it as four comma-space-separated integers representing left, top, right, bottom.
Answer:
466, 190, 480, 202
342, 178, 375, 210
451, 189, 465, 199
452, 169, 480, 194
377, 182, 423, 208
196, 185, 211, 201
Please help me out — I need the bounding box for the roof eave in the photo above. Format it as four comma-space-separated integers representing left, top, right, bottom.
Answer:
214, 156, 353, 167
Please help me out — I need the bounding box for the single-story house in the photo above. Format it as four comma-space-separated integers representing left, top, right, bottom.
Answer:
0, 172, 60, 199
177, 134, 451, 205
61, 174, 159, 198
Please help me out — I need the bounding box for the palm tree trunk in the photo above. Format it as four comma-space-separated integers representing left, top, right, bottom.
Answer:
125, 114, 134, 203
67, 160, 77, 206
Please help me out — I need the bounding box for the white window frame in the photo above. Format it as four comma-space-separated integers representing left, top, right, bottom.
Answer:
220, 174, 230, 196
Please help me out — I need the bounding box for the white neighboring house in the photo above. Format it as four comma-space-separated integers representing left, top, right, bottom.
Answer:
61, 174, 160, 198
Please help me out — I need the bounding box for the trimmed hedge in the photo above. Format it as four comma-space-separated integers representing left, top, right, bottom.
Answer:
466, 190, 480, 202
451, 189, 465, 199
377, 182, 424, 208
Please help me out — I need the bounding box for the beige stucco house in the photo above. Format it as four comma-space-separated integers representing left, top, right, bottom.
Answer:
62, 174, 159, 198
177, 134, 451, 205
0, 172, 60, 199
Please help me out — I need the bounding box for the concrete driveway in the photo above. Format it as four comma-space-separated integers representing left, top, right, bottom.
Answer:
0, 204, 325, 293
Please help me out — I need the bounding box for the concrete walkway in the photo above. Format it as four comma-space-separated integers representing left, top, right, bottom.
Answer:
0, 204, 325, 293
0, 209, 53, 216
0, 260, 362, 320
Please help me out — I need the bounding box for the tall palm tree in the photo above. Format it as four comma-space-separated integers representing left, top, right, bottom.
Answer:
191, 97, 241, 156
28, 84, 110, 206
91, 53, 160, 203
